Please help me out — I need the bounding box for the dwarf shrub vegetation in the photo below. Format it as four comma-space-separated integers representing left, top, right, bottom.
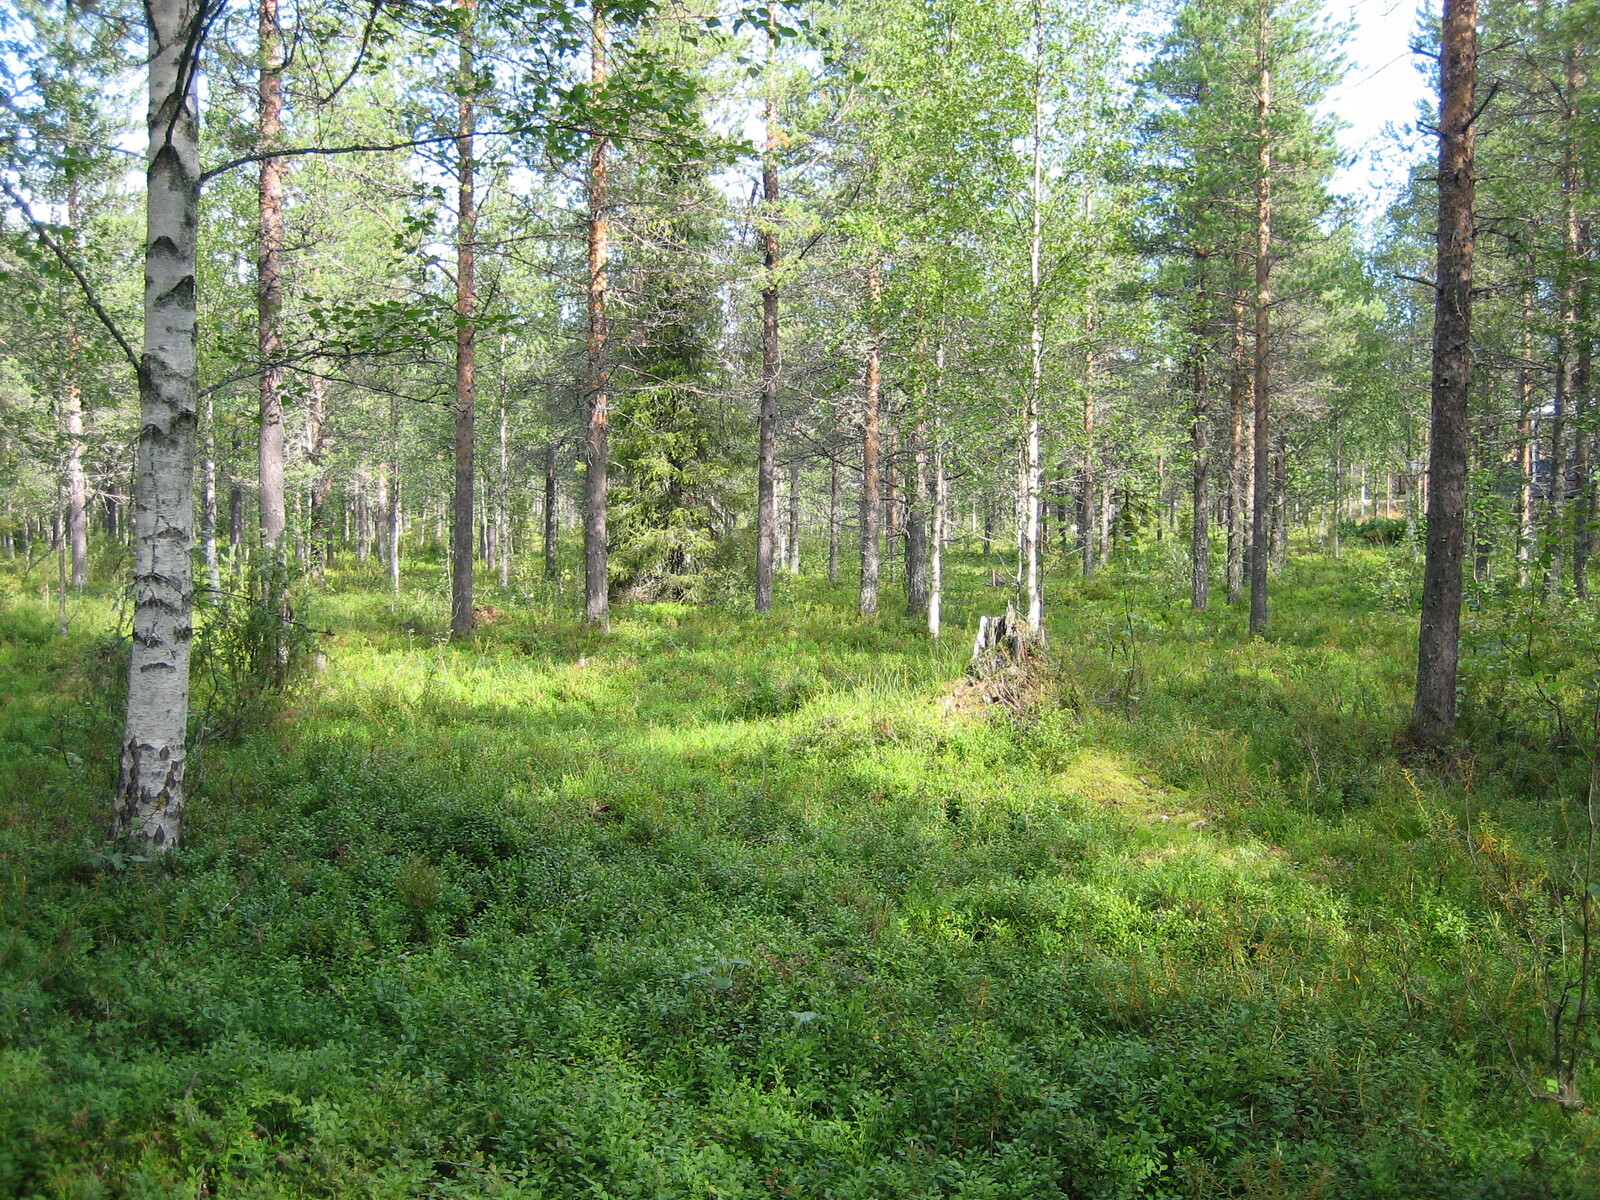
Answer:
0, 545, 1596, 1198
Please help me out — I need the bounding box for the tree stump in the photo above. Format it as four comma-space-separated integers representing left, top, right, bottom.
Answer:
969, 600, 1045, 677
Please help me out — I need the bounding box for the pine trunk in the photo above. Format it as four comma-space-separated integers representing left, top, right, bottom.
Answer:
1564, 51, 1588, 598
1190, 292, 1210, 611
1412, 0, 1476, 746
1226, 287, 1246, 602
1248, 28, 1271, 637
544, 441, 559, 580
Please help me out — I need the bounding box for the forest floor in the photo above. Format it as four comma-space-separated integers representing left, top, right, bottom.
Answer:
3, 541, 1599, 1198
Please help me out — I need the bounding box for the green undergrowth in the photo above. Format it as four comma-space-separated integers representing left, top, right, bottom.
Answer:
1, 545, 1597, 1197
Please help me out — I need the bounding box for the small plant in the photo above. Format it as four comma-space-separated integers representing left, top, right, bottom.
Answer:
395, 855, 442, 913
1456, 722, 1600, 1111
80, 835, 151, 873
190, 576, 320, 742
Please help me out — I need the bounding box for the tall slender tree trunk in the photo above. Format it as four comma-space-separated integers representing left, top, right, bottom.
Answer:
229, 429, 244, 564
1330, 420, 1342, 557
1099, 483, 1113, 566
929, 344, 946, 638
905, 399, 929, 617
498, 353, 511, 589
1578, 318, 1594, 596
889, 428, 902, 585
201, 391, 218, 592
1022, 28, 1045, 626
885, 423, 899, 582
450, 0, 478, 637
55, 500, 67, 635
257, 0, 286, 558
1412, 0, 1477, 746
1517, 276, 1534, 587
1080, 351, 1096, 579
1248, 22, 1272, 638
584, 2, 610, 627
827, 456, 840, 584
786, 460, 801, 573
1226, 286, 1247, 602
1190, 276, 1211, 610
357, 475, 370, 561
544, 441, 559, 580
860, 260, 882, 616
114, 0, 202, 851
375, 471, 387, 566
307, 374, 330, 581
755, 68, 781, 613
63, 194, 89, 590
1551, 344, 1569, 600
1564, 47, 1589, 598
1270, 433, 1287, 571
387, 395, 402, 593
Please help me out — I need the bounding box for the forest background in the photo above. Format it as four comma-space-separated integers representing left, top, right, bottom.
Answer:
3, 0, 1600, 1194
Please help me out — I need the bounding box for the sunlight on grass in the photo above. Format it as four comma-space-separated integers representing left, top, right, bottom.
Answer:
0, 544, 1595, 1197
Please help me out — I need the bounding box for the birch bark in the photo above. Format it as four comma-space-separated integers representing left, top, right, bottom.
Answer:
584, 2, 611, 627
113, 0, 203, 850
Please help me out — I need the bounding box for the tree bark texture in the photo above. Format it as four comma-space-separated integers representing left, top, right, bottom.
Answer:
387, 396, 402, 592
1226, 287, 1246, 603
1190, 287, 1210, 611
544, 440, 559, 580
450, 0, 478, 637
1248, 28, 1271, 638
905, 387, 930, 617
1023, 32, 1044, 627
1564, 47, 1589, 597
827, 456, 840, 584
860, 260, 882, 616
114, 0, 202, 851
308, 373, 330, 581
929, 342, 946, 638
584, 3, 610, 627
257, 0, 285, 554
1412, 0, 1477, 746
755, 85, 780, 613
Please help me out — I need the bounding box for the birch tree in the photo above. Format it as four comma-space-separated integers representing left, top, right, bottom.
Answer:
113, 0, 209, 850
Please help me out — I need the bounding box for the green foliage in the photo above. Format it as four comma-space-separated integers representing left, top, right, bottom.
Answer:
1342, 516, 1410, 545
189, 575, 320, 744
609, 144, 738, 603
0, 549, 1596, 1197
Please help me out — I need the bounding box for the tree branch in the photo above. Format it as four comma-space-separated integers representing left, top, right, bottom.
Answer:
0, 177, 140, 373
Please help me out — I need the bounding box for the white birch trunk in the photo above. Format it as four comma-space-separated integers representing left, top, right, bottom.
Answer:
1022, 7, 1044, 628
929, 352, 946, 639
114, 0, 202, 851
